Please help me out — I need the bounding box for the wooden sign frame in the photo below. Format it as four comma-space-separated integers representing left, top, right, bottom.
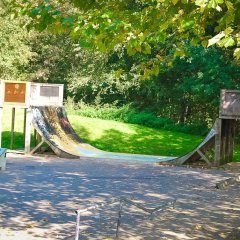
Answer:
219, 89, 240, 119
1, 81, 31, 108
30, 83, 64, 106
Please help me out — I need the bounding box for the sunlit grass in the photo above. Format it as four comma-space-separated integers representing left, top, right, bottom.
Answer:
68, 115, 203, 157
233, 145, 240, 162
1, 107, 27, 149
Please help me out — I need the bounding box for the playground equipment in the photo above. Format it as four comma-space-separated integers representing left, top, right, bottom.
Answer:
0, 80, 63, 153
31, 106, 175, 162
172, 89, 239, 166
0, 80, 239, 166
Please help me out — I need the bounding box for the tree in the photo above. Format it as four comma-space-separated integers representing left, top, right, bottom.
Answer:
0, 3, 34, 80
10, 0, 240, 78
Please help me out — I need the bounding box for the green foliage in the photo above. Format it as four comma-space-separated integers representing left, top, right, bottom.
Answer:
0, 5, 34, 80
233, 145, 240, 162
163, 123, 209, 136
65, 50, 109, 101
1, 0, 239, 143
68, 44, 238, 127
11, 0, 240, 78
65, 101, 208, 136
26, 33, 81, 84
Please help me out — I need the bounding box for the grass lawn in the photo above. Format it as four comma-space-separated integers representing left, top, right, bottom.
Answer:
1, 108, 28, 149
68, 115, 203, 157
68, 115, 240, 161
234, 145, 240, 162
1, 107, 239, 161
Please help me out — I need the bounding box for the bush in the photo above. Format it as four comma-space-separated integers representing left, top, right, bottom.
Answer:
164, 123, 209, 136
65, 100, 209, 136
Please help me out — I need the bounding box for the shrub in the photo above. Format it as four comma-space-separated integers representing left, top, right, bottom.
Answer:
65, 101, 209, 136
164, 123, 209, 136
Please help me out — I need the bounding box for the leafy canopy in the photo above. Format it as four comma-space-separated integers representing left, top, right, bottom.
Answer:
11, 0, 240, 77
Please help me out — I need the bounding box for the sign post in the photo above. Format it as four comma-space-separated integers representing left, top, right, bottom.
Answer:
1, 81, 31, 152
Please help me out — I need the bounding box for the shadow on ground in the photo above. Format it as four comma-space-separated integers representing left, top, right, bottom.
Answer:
0, 154, 239, 239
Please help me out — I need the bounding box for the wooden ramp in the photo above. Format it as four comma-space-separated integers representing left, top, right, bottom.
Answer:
31, 106, 216, 165
31, 106, 175, 163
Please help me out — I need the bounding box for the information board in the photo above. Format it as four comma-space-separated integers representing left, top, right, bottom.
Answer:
219, 90, 240, 119
30, 83, 64, 106
4, 82, 26, 103
2, 81, 30, 107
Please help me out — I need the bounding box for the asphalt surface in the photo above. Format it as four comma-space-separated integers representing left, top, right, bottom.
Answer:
0, 153, 239, 240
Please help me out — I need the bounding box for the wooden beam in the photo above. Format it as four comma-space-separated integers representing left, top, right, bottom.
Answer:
196, 149, 211, 166
30, 139, 44, 155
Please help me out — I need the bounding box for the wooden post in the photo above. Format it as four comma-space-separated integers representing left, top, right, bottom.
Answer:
10, 107, 15, 150
37, 132, 42, 152
215, 118, 236, 166
214, 118, 222, 167
23, 108, 27, 148
220, 119, 236, 165
33, 129, 42, 153
34, 129, 37, 147
0, 107, 2, 147
24, 108, 32, 154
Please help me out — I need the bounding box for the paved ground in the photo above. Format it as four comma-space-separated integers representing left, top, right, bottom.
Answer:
0, 153, 239, 240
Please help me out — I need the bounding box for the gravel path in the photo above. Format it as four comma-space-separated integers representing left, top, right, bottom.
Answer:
0, 153, 239, 240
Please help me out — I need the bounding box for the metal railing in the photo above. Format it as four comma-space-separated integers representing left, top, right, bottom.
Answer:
75, 197, 177, 240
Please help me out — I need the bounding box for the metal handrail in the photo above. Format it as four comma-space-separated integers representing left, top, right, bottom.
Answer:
75, 197, 177, 240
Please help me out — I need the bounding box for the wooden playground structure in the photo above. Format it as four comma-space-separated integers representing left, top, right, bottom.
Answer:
0, 80, 63, 154
0, 80, 239, 166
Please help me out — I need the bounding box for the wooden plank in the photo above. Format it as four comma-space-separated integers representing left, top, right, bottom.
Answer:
30, 139, 44, 154
30, 83, 64, 106
196, 149, 211, 165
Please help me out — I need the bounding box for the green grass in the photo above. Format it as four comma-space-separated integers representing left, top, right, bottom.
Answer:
68, 115, 204, 157
1, 108, 28, 149
233, 145, 240, 162
1, 107, 239, 161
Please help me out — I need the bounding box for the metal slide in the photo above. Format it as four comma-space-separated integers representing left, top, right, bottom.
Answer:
31, 106, 216, 165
